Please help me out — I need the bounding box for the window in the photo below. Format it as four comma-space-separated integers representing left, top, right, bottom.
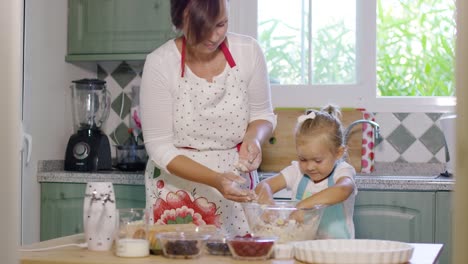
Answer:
230, 0, 456, 112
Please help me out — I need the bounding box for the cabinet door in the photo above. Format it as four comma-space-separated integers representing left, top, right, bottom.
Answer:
435, 191, 452, 264
354, 191, 435, 243
68, 0, 175, 57
40, 183, 146, 241
40, 183, 86, 241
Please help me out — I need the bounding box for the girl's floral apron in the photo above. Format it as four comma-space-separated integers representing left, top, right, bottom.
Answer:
144, 39, 256, 234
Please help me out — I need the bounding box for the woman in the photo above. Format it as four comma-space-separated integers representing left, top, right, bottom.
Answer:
140, 0, 276, 234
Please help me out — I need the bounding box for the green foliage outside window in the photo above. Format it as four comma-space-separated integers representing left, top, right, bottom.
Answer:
258, 0, 455, 96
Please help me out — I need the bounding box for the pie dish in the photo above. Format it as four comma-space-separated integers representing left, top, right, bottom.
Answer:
294, 239, 414, 264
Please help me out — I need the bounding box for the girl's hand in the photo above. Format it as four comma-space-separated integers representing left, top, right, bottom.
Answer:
288, 209, 305, 224
237, 140, 262, 172
216, 171, 257, 202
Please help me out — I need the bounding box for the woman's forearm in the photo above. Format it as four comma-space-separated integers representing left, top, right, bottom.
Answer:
166, 155, 220, 188
243, 119, 274, 145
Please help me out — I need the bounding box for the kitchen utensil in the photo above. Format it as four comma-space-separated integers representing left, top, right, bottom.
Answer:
115, 208, 149, 258
294, 239, 414, 264
260, 108, 365, 172
115, 144, 148, 171
241, 201, 325, 243
64, 79, 112, 171
83, 182, 116, 251
439, 114, 456, 175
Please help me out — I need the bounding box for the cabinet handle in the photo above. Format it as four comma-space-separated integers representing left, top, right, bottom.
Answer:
59, 192, 65, 200
154, 2, 160, 9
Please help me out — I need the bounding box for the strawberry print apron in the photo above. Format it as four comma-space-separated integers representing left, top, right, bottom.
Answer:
145, 38, 256, 235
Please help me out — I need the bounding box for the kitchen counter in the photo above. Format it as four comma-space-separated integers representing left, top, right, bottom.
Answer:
20, 234, 443, 264
37, 160, 455, 191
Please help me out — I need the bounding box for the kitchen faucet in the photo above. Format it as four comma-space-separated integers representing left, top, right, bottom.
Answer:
343, 119, 381, 146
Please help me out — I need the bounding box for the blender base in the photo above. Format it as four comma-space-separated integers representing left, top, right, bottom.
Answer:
64, 129, 112, 172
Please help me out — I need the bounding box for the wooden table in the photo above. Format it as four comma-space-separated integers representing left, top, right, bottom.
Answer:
20, 234, 443, 264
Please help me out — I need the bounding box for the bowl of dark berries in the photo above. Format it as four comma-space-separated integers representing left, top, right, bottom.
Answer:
226, 234, 277, 260
205, 232, 231, 256
156, 231, 210, 259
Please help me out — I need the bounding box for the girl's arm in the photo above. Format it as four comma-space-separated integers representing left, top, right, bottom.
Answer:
254, 173, 287, 204
296, 176, 355, 209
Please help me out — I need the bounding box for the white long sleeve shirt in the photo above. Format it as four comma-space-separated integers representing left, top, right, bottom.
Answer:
140, 33, 277, 172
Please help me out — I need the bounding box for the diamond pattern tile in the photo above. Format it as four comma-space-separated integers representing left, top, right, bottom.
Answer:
435, 148, 446, 163
97, 61, 120, 76
402, 141, 433, 162
374, 140, 400, 162
419, 124, 445, 155
386, 125, 416, 154
111, 61, 137, 89
426, 113, 444, 122
395, 157, 407, 163
102, 110, 121, 137
393, 113, 410, 121
97, 65, 108, 80
374, 113, 400, 139
111, 92, 132, 119
402, 113, 432, 138
104, 75, 122, 102
110, 122, 131, 146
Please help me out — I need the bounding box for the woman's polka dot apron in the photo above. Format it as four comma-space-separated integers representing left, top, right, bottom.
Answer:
144, 38, 256, 234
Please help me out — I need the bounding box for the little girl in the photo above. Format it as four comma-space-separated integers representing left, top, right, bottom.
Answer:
255, 105, 357, 239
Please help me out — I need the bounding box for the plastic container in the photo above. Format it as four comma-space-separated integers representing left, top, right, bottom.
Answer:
226, 234, 277, 260
205, 232, 231, 256
147, 224, 217, 255
156, 231, 210, 259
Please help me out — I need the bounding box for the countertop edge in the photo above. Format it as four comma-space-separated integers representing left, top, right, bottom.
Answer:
37, 160, 454, 191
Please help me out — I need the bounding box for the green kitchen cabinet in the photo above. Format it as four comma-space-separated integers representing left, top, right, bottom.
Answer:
354, 190, 453, 264
40, 182, 145, 241
354, 191, 435, 243
67, 0, 176, 61
435, 191, 452, 264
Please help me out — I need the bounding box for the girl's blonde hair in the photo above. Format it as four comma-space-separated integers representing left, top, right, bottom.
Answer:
295, 104, 344, 153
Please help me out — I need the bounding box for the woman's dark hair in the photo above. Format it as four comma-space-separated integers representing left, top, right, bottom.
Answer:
171, 0, 223, 45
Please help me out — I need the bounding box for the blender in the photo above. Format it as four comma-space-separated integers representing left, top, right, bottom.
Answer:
64, 79, 112, 171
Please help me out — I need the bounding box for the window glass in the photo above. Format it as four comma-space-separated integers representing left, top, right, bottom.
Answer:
377, 0, 456, 96
257, 0, 455, 97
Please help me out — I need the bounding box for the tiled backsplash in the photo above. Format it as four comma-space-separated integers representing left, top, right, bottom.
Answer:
98, 61, 451, 164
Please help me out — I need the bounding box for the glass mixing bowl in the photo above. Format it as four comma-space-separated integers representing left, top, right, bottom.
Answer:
242, 201, 326, 243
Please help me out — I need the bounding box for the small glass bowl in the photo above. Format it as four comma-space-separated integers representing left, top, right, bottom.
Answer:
205, 233, 231, 256
226, 235, 277, 260
156, 231, 210, 259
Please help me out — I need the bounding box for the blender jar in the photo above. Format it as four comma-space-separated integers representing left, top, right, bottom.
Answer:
71, 79, 111, 130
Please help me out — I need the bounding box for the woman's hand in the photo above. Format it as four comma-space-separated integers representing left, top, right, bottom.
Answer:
236, 140, 262, 172
215, 171, 258, 202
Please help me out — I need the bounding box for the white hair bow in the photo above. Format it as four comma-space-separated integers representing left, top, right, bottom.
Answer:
297, 111, 316, 124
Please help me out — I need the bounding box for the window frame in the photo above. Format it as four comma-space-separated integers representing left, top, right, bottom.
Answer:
229, 0, 456, 113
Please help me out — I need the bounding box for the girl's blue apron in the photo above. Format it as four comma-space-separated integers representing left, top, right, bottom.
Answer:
295, 171, 351, 239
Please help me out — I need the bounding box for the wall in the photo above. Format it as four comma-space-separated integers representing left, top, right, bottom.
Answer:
22, 0, 96, 244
